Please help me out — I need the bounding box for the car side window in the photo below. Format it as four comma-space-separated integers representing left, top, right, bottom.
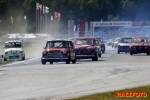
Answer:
94, 40, 99, 45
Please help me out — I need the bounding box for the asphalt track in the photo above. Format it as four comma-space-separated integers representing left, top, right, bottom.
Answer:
0, 46, 150, 100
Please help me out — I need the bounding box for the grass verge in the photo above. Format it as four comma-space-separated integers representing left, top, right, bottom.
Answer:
64, 85, 150, 100
0, 60, 12, 65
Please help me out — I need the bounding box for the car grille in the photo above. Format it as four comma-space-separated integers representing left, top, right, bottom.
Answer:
80, 49, 85, 55
47, 53, 62, 58
9, 55, 19, 59
120, 46, 130, 50
135, 46, 147, 50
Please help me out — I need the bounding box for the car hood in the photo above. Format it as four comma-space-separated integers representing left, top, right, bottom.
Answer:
4, 48, 23, 52
131, 43, 149, 46
75, 45, 92, 49
118, 43, 131, 46
46, 48, 69, 53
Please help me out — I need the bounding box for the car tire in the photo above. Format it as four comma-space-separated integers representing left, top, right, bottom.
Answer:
66, 56, 70, 64
118, 51, 120, 54
130, 52, 133, 55
147, 52, 150, 55
22, 55, 25, 60
102, 50, 105, 53
50, 61, 53, 64
41, 59, 46, 65
92, 53, 98, 61
4, 57, 7, 61
72, 59, 76, 64
99, 50, 101, 57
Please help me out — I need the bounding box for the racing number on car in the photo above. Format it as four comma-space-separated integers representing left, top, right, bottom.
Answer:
70, 50, 75, 60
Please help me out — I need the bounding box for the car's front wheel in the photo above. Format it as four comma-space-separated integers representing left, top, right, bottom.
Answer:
147, 52, 150, 55
66, 56, 70, 64
4, 57, 7, 61
130, 52, 133, 55
41, 59, 46, 65
72, 59, 76, 64
92, 53, 98, 61
49, 61, 53, 64
22, 55, 25, 60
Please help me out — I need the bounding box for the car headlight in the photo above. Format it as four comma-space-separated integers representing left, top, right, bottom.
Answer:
61, 49, 66, 54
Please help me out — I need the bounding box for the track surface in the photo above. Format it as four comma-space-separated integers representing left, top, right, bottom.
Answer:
0, 46, 150, 100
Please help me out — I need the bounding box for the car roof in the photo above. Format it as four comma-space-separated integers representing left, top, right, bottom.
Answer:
92, 36, 103, 39
5, 40, 22, 43
47, 39, 72, 42
132, 36, 148, 39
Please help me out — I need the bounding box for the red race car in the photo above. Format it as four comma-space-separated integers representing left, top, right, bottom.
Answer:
130, 36, 150, 55
41, 40, 76, 65
69, 37, 101, 61
93, 36, 106, 53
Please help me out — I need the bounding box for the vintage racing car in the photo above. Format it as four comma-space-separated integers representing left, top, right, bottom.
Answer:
93, 36, 106, 53
69, 37, 101, 61
130, 36, 150, 55
117, 37, 132, 54
41, 40, 76, 64
3, 40, 25, 61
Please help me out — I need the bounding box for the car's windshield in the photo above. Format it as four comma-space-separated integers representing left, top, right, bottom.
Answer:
75, 39, 93, 45
96, 38, 103, 42
5, 42, 22, 48
46, 41, 69, 48
120, 38, 132, 43
133, 38, 148, 43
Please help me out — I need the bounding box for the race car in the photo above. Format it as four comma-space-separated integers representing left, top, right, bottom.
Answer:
130, 36, 150, 55
69, 37, 101, 61
93, 36, 106, 53
117, 37, 132, 54
41, 40, 76, 65
3, 40, 25, 61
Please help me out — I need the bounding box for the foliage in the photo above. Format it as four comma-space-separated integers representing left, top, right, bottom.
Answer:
0, 0, 150, 33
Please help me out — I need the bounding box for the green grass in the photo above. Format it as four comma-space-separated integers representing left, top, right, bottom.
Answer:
0, 60, 12, 65
64, 85, 150, 100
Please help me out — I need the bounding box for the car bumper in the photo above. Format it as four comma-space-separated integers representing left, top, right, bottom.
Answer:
41, 57, 68, 62
76, 55, 95, 59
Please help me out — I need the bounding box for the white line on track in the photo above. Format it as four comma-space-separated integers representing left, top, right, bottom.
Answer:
0, 57, 40, 67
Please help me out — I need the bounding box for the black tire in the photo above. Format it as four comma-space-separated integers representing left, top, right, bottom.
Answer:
72, 59, 76, 64
147, 52, 150, 55
41, 59, 46, 65
99, 52, 101, 57
92, 53, 98, 61
102, 50, 105, 53
118, 51, 120, 54
50, 61, 53, 64
66, 56, 70, 64
22, 55, 25, 60
4, 57, 7, 61
130, 52, 133, 55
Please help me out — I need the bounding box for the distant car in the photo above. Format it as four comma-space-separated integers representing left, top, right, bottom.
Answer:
41, 40, 76, 65
130, 36, 150, 55
117, 37, 132, 54
69, 37, 101, 61
93, 36, 106, 53
3, 40, 25, 61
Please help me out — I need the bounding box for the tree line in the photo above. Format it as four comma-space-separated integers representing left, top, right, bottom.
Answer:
0, 0, 150, 33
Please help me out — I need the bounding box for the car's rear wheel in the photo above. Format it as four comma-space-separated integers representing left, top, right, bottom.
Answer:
147, 52, 150, 55
130, 52, 133, 55
50, 61, 53, 64
41, 59, 46, 65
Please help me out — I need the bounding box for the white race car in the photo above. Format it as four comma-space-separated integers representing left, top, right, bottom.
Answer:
3, 40, 25, 61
